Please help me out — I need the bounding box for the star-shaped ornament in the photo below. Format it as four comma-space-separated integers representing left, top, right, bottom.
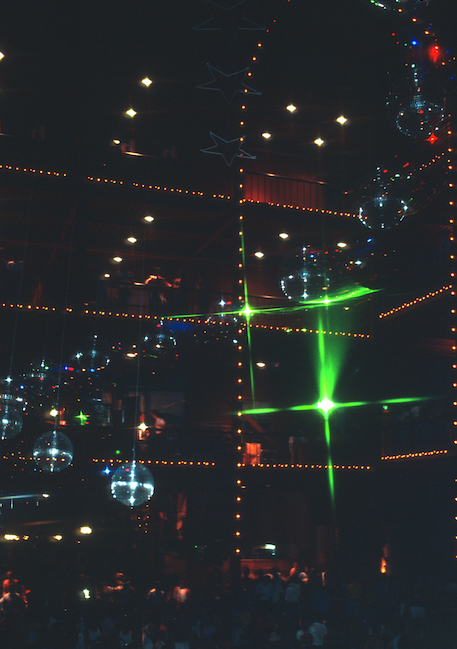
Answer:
193, 0, 265, 44
198, 64, 261, 103
201, 132, 256, 166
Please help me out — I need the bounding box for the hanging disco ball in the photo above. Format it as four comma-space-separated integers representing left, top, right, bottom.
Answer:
0, 401, 23, 440
143, 333, 177, 357
70, 336, 111, 372
110, 461, 155, 507
280, 247, 331, 302
354, 166, 419, 230
20, 357, 59, 392
33, 430, 74, 472
395, 94, 445, 139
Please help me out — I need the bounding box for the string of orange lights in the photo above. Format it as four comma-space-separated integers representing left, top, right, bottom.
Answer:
0, 150, 446, 221
378, 285, 453, 319
381, 450, 448, 460
0, 452, 451, 468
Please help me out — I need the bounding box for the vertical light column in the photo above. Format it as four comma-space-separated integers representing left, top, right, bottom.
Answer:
448, 127, 457, 562
233, 164, 246, 558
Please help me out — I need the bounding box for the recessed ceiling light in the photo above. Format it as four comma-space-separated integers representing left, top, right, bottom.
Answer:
262, 132, 272, 139
286, 104, 296, 112
126, 108, 137, 118
279, 232, 289, 239
255, 251, 265, 258
314, 137, 324, 146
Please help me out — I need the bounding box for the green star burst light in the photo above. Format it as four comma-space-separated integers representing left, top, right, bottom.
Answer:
242, 310, 435, 509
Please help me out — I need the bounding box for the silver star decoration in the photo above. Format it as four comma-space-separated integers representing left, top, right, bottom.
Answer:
198, 64, 261, 103
201, 132, 256, 166
193, 0, 265, 45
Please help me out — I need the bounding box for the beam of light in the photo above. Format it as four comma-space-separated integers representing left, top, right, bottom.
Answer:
243, 395, 435, 416
324, 414, 335, 506
161, 285, 378, 323
0, 493, 49, 501
238, 222, 256, 404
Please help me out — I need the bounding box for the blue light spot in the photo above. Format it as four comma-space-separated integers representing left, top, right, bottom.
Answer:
411, 40, 418, 46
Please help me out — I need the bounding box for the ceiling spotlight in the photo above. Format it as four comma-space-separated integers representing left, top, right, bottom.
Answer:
256, 362, 266, 368
279, 232, 289, 239
113, 257, 123, 263
337, 242, 347, 248
0, 53, 4, 61
336, 115, 347, 125
286, 104, 296, 112
141, 77, 152, 87
261, 132, 272, 139
112, 139, 121, 145
126, 108, 137, 118
144, 215, 154, 222
80, 526, 92, 535
314, 137, 324, 146
255, 251, 265, 258
127, 237, 137, 243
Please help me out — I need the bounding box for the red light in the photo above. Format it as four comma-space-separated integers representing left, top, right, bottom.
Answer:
428, 44, 441, 64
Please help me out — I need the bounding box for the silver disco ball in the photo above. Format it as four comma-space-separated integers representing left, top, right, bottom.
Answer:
396, 94, 445, 139
33, 430, 74, 472
110, 461, 155, 507
355, 166, 419, 230
280, 247, 331, 302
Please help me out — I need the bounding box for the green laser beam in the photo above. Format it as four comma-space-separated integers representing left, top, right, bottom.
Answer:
239, 226, 256, 403
324, 414, 335, 507
242, 395, 435, 416
156, 285, 379, 321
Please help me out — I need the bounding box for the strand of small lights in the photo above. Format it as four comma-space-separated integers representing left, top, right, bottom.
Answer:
87, 176, 229, 200
378, 285, 452, 319
1, 304, 57, 311
244, 198, 359, 219
249, 323, 370, 338
103, 459, 217, 467
0, 305, 372, 337
235, 462, 372, 470
381, 450, 448, 460
234, 174, 247, 557
232, 24, 270, 558
447, 131, 457, 560
0, 455, 375, 471
0, 164, 66, 177
0, 149, 445, 209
